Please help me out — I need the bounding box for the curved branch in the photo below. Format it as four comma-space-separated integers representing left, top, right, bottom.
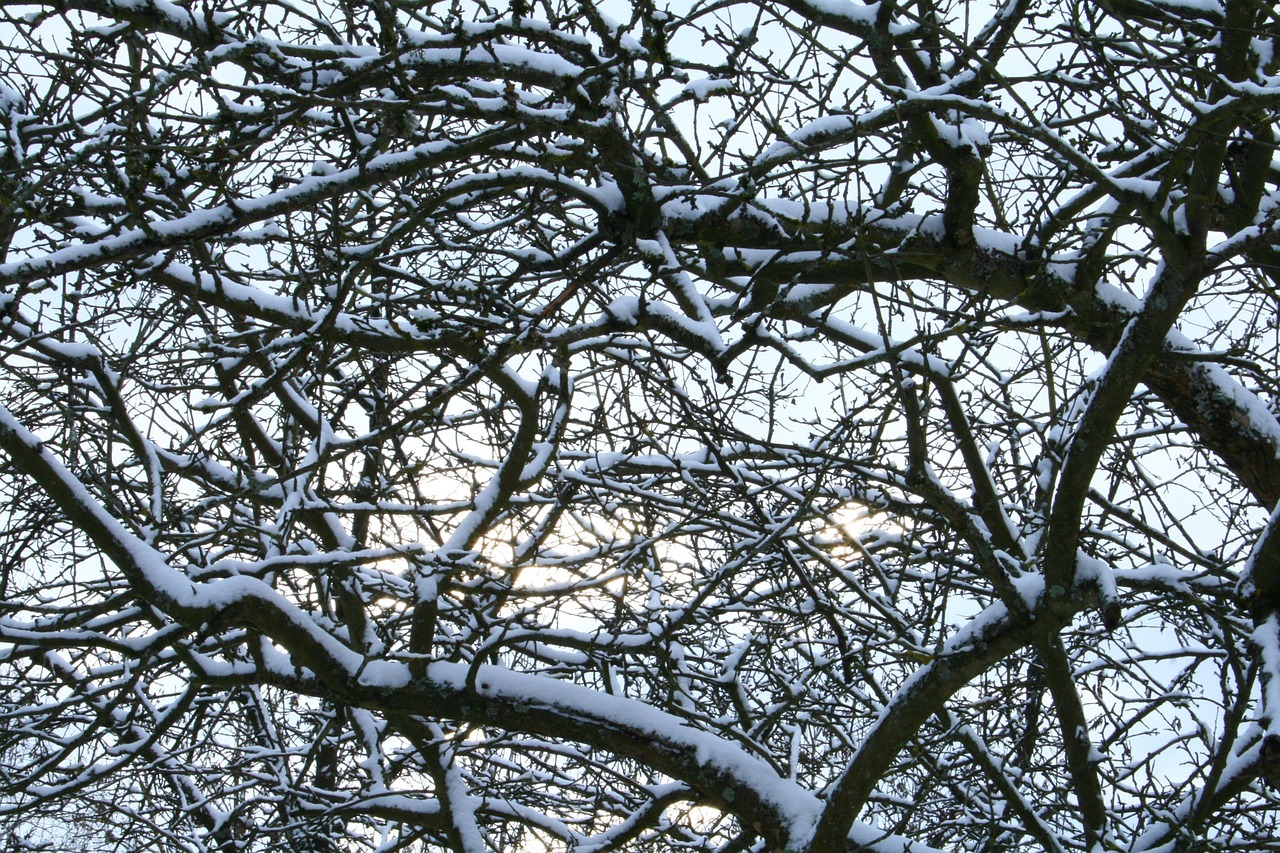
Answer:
809, 587, 1098, 853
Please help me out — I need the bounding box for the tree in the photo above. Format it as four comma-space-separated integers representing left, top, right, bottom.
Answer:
0, 0, 1279, 850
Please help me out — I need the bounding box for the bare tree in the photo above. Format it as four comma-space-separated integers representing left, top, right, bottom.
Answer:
1, 0, 1279, 850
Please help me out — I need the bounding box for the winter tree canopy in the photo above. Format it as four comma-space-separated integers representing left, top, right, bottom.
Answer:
2, 0, 1280, 850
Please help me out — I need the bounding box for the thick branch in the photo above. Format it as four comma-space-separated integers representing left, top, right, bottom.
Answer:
682, 212, 1280, 509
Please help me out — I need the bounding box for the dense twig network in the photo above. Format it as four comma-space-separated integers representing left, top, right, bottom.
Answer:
1, 1, 1279, 851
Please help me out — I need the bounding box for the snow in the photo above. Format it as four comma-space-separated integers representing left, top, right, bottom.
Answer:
441, 756, 486, 853
358, 659, 412, 689
416, 660, 942, 853
100, 0, 230, 34
34, 339, 100, 361
682, 77, 733, 102
605, 295, 641, 323
1109, 177, 1162, 199
1165, 329, 1280, 457
0, 137, 493, 286
1075, 551, 1118, 606
5, 4, 1278, 851
647, 299, 726, 354
1084, 288, 1280, 465
932, 114, 990, 156
808, 312, 954, 377
1252, 616, 1280, 731
404, 44, 585, 79
1151, 0, 1224, 13
793, 0, 881, 26
6, 396, 952, 847
1010, 571, 1046, 611
0, 402, 367, 673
